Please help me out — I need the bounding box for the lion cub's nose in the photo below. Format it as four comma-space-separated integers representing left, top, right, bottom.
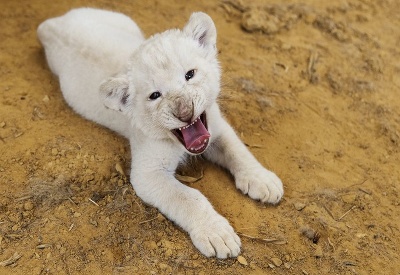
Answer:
174, 98, 193, 122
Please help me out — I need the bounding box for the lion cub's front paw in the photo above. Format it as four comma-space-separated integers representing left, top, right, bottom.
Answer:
190, 215, 241, 258
235, 167, 284, 204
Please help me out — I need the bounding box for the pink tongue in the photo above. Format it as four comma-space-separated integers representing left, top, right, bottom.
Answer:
181, 119, 210, 150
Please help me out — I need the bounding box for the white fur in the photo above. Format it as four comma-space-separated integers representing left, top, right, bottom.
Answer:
37, 8, 284, 258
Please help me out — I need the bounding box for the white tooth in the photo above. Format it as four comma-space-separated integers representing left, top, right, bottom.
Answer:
179, 127, 182, 131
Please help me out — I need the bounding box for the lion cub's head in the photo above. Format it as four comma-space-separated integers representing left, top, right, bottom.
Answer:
100, 12, 220, 155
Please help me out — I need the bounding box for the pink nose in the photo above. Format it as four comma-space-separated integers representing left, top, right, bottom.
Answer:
174, 98, 193, 122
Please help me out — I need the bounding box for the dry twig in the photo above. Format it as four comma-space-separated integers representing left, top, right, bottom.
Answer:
139, 216, 158, 225
338, 206, 356, 221
238, 232, 286, 244
307, 51, 319, 83
88, 198, 99, 206
0, 252, 22, 267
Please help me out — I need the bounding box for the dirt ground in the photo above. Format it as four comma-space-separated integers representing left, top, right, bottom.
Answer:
1, 0, 399, 274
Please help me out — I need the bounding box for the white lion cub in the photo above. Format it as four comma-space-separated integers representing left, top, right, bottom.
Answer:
37, 8, 283, 258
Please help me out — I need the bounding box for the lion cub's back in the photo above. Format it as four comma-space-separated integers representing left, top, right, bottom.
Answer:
37, 8, 143, 137
37, 8, 144, 76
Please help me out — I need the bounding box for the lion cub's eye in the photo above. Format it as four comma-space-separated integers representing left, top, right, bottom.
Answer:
149, 91, 162, 100
185, 69, 195, 81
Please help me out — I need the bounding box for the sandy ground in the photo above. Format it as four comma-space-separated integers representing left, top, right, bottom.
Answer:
1, 0, 399, 274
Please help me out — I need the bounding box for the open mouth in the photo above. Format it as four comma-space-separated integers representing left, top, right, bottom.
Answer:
172, 112, 210, 155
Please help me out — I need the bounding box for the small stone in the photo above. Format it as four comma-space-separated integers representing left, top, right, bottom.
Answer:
294, 202, 306, 211
115, 163, 125, 176
42, 95, 50, 102
0, 122, 5, 128
51, 148, 58, 156
73, 212, 81, 217
356, 233, 367, 238
24, 201, 34, 211
8, 212, 22, 223
314, 245, 323, 258
237, 255, 248, 266
117, 179, 124, 187
165, 249, 172, 257
342, 194, 357, 203
89, 219, 98, 227
157, 213, 166, 222
284, 262, 291, 269
144, 241, 158, 250
85, 169, 94, 175
12, 224, 20, 231
160, 239, 173, 249
241, 9, 280, 34
271, 257, 283, 267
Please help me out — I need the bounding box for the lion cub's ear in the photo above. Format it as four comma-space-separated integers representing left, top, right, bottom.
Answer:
99, 76, 132, 113
183, 12, 217, 51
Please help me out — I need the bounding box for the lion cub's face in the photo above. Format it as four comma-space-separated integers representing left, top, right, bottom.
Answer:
100, 13, 220, 155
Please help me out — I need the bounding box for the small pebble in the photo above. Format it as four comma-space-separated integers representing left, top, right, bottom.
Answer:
0, 122, 5, 128
165, 249, 172, 257
314, 245, 323, 258
356, 233, 367, 238
117, 179, 124, 187
144, 241, 158, 250
51, 148, 58, 156
237, 255, 248, 266
271, 257, 283, 267
24, 201, 34, 211
157, 213, 166, 222
36, 244, 52, 249
341, 194, 357, 203
294, 202, 306, 211
115, 163, 125, 176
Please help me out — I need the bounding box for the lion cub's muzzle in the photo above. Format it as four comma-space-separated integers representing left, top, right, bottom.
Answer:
170, 97, 210, 155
